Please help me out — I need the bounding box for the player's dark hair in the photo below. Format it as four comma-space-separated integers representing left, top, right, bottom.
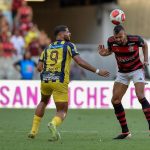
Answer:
113, 25, 125, 34
54, 25, 68, 37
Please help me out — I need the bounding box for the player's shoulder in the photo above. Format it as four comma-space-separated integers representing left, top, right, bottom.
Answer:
127, 35, 142, 42
66, 41, 76, 48
45, 43, 52, 50
108, 36, 115, 43
47, 42, 60, 49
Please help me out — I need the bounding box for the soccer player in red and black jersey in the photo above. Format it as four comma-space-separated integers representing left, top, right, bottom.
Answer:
98, 25, 150, 139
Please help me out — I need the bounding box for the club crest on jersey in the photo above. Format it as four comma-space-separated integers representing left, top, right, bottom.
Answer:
113, 44, 119, 46
128, 43, 135, 46
115, 49, 119, 52
129, 46, 134, 52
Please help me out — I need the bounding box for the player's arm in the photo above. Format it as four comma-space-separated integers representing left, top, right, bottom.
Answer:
69, 42, 110, 77
142, 40, 149, 66
37, 61, 43, 72
98, 44, 112, 56
73, 55, 110, 77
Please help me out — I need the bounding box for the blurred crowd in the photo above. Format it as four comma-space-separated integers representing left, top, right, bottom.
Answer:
0, 0, 51, 79
0, 0, 87, 80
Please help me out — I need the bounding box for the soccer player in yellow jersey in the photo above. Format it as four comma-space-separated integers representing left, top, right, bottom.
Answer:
28, 25, 110, 141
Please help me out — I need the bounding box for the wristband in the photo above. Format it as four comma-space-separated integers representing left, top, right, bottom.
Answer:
95, 69, 100, 74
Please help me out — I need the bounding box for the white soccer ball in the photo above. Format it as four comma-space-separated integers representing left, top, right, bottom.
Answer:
110, 9, 126, 25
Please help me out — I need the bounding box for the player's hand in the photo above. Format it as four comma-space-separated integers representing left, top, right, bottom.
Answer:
98, 45, 107, 56
143, 61, 149, 67
98, 69, 110, 77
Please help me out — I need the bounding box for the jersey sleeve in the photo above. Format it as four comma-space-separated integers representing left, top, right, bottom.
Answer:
137, 36, 145, 47
68, 42, 79, 58
38, 51, 44, 62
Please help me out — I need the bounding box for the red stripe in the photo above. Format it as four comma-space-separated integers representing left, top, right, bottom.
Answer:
117, 57, 143, 72
146, 117, 150, 121
116, 49, 139, 59
119, 117, 126, 121
112, 45, 139, 53
145, 113, 150, 117
132, 63, 143, 70
123, 58, 141, 68
128, 37, 139, 41
133, 49, 139, 56
108, 36, 115, 42
116, 112, 125, 117
143, 108, 150, 112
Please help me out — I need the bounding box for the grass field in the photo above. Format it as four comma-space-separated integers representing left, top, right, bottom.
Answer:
0, 109, 150, 150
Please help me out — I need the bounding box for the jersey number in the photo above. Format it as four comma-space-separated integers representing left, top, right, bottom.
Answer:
50, 51, 58, 66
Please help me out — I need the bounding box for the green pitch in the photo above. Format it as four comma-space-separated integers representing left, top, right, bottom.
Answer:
0, 109, 149, 150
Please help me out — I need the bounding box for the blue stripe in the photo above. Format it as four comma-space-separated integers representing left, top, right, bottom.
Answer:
67, 42, 78, 57
57, 40, 61, 44
59, 42, 68, 83
43, 49, 47, 71
49, 44, 63, 49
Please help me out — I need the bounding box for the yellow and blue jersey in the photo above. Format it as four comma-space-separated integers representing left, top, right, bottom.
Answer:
39, 40, 79, 83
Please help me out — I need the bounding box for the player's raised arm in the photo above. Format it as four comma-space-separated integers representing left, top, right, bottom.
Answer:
98, 44, 112, 56
73, 55, 110, 77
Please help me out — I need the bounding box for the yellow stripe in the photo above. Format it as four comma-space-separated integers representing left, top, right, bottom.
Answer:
54, 41, 57, 45
61, 41, 65, 44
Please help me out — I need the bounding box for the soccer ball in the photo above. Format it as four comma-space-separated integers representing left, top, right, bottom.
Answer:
110, 9, 126, 25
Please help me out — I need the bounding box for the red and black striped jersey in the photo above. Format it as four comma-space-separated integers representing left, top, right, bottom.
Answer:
107, 35, 144, 73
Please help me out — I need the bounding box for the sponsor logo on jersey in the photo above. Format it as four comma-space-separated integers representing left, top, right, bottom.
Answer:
113, 44, 119, 46
129, 46, 134, 52
117, 56, 135, 62
128, 43, 135, 46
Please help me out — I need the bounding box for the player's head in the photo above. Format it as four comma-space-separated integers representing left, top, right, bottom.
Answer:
113, 25, 127, 45
54, 25, 71, 41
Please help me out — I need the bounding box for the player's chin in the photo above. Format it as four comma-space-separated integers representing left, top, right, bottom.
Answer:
65, 37, 71, 42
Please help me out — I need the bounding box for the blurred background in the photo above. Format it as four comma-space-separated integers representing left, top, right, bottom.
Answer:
0, 0, 149, 81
